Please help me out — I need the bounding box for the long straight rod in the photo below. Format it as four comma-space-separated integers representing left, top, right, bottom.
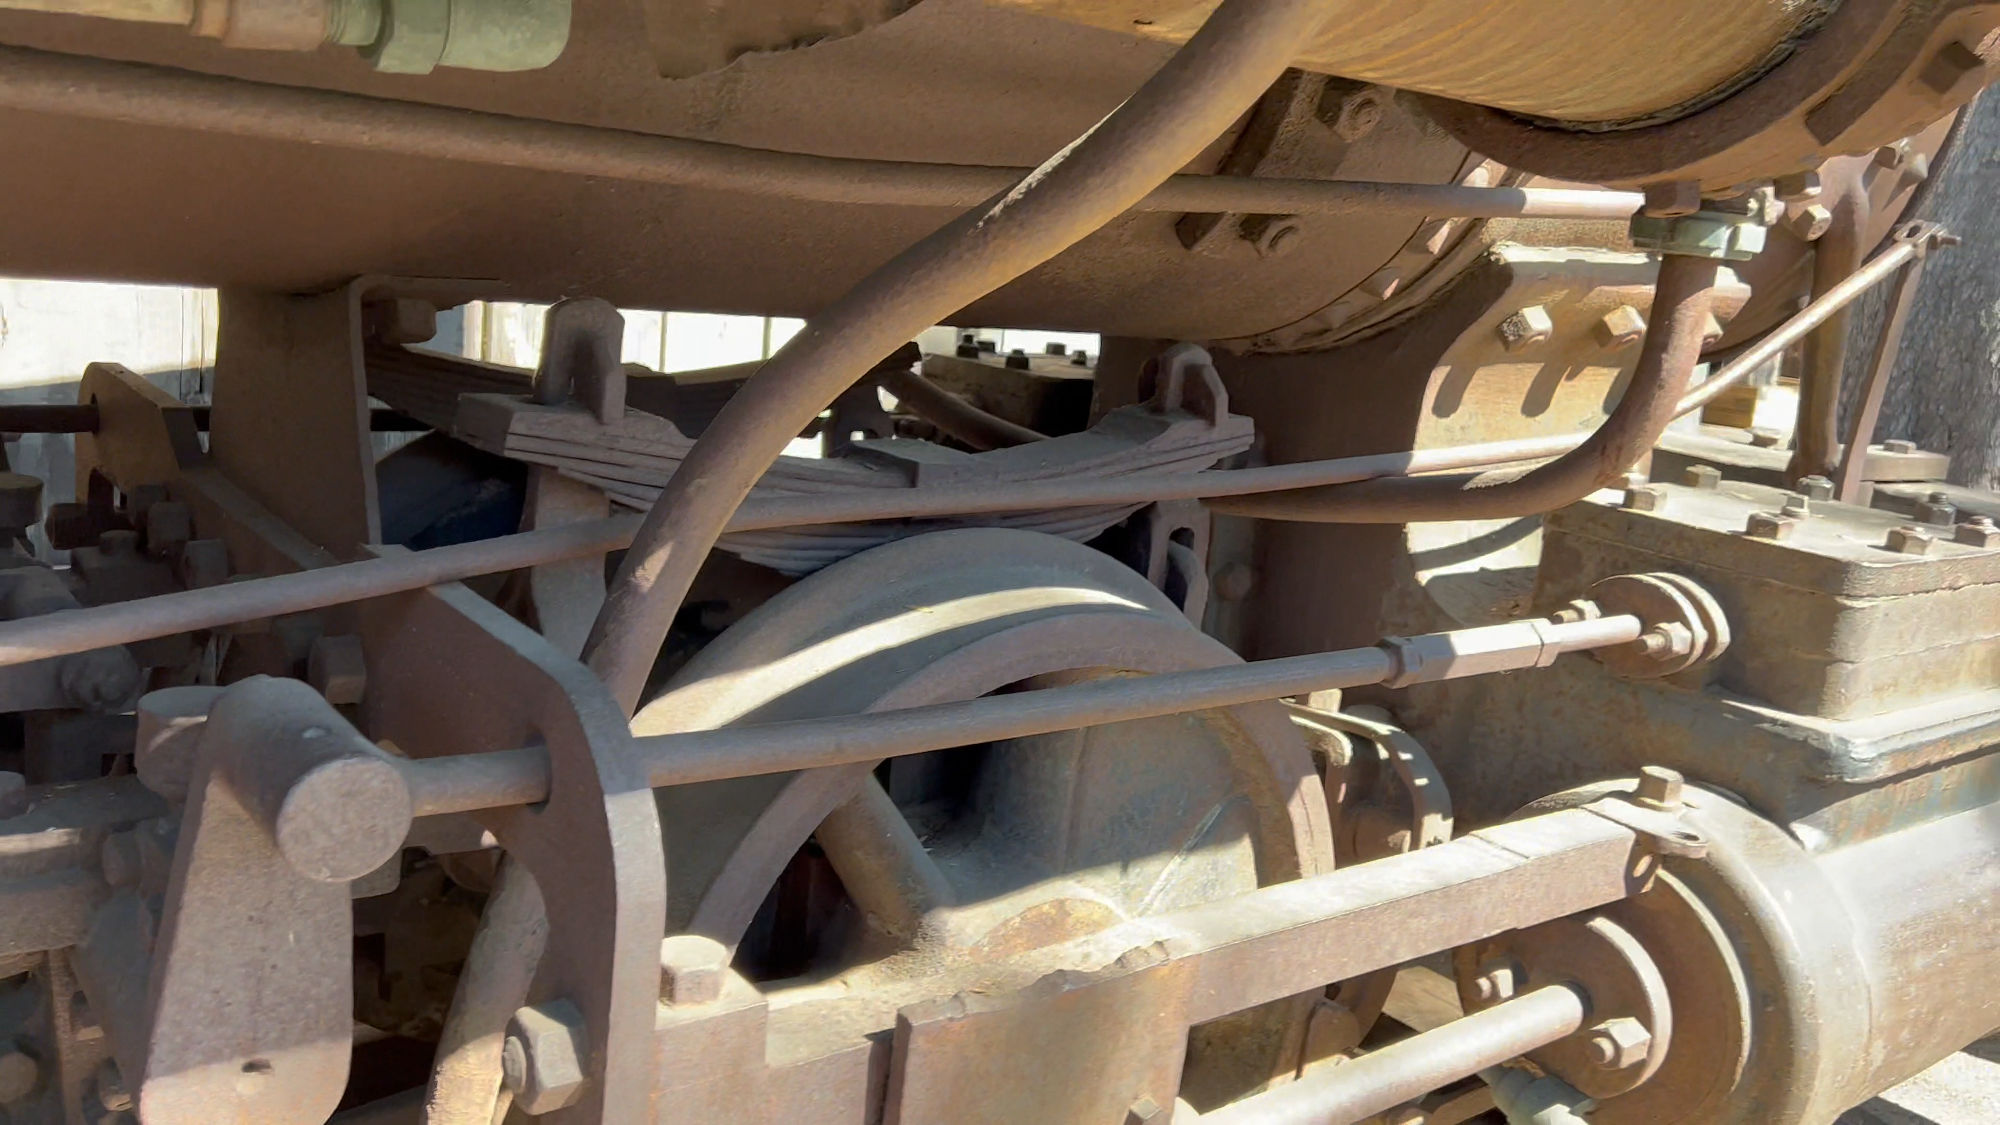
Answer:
0, 224, 1911, 668
1197, 984, 1590, 1125
0, 45, 1641, 222
397, 613, 1640, 816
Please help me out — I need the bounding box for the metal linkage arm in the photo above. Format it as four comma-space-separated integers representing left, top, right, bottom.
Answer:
394, 577, 1719, 818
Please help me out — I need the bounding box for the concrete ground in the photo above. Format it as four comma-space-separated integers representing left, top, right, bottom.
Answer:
1838, 1040, 2000, 1125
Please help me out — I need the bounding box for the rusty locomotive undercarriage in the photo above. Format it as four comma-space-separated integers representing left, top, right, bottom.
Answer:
0, 0, 1995, 1122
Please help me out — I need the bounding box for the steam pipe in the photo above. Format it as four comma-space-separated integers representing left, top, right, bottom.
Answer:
1206, 252, 1721, 523
0, 45, 1642, 221
580, 0, 1354, 713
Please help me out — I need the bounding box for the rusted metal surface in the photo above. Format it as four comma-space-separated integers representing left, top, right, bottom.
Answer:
1833, 224, 1955, 500
1210, 252, 1723, 523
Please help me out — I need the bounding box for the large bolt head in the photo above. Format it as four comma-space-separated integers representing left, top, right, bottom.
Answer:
1594, 304, 1647, 349
503, 1001, 590, 1115
1797, 475, 1834, 501
1884, 525, 1934, 555
1784, 202, 1833, 242
1954, 516, 2000, 548
1682, 464, 1722, 490
1586, 1017, 1653, 1070
1633, 765, 1685, 812
1745, 511, 1796, 541
659, 934, 730, 1006
1497, 306, 1554, 352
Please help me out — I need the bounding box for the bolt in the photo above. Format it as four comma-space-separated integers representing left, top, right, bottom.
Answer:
1070, 351, 1089, 367
1126, 1097, 1167, 1124
1917, 490, 1957, 526
1471, 957, 1521, 1005
1781, 492, 1811, 519
1682, 464, 1722, 490
176, 538, 230, 589
1594, 304, 1647, 349
1797, 475, 1834, 501
502, 1001, 589, 1115
1634, 765, 1685, 812
1874, 141, 1909, 169
1881, 438, 1918, 455
1783, 202, 1833, 242
1774, 170, 1823, 202
144, 500, 192, 560
97, 529, 140, 557
1641, 180, 1701, 218
659, 934, 730, 1006
1586, 1017, 1654, 1070
0, 1042, 38, 1102
1497, 305, 1554, 352
1748, 427, 1784, 448
94, 1059, 131, 1112
1954, 516, 2000, 548
1325, 88, 1385, 142
1884, 525, 1934, 555
308, 634, 368, 706
1247, 216, 1303, 259
1622, 485, 1664, 512
1212, 562, 1257, 603
1746, 511, 1797, 540
1004, 349, 1030, 370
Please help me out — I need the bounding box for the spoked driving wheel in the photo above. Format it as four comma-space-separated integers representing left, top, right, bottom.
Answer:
637, 529, 1338, 1118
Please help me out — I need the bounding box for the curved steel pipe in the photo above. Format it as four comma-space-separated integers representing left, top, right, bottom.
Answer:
581, 0, 1350, 712
0, 45, 1641, 222
1208, 253, 1721, 523
879, 366, 1045, 450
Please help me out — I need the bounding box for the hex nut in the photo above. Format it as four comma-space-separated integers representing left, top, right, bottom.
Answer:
1641, 180, 1701, 218
1884, 525, 1934, 555
362, 0, 449, 74
1594, 304, 1647, 349
143, 501, 192, 560
1780, 493, 1810, 519
1633, 765, 1685, 812
1126, 1097, 1167, 1124
1682, 464, 1722, 490
1497, 306, 1554, 352
1954, 516, 2000, 548
1748, 427, 1784, 448
1745, 511, 1796, 541
176, 538, 230, 589
1917, 490, 1957, 526
1635, 623, 1693, 659
1783, 202, 1833, 242
1797, 475, 1834, 501
308, 634, 368, 706
1774, 170, 1822, 202
1471, 957, 1522, 1005
659, 934, 730, 1005
1881, 438, 1918, 454
502, 1001, 589, 1115
1586, 1017, 1653, 1070
1325, 89, 1384, 142
1622, 485, 1664, 513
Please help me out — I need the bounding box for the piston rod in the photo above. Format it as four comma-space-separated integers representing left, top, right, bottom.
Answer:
395, 612, 1642, 816
1197, 984, 1591, 1125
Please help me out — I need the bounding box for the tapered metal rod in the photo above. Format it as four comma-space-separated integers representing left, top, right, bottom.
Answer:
1198, 984, 1591, 1125
397, 613, 1640, 816
0, 45, 1642, 222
